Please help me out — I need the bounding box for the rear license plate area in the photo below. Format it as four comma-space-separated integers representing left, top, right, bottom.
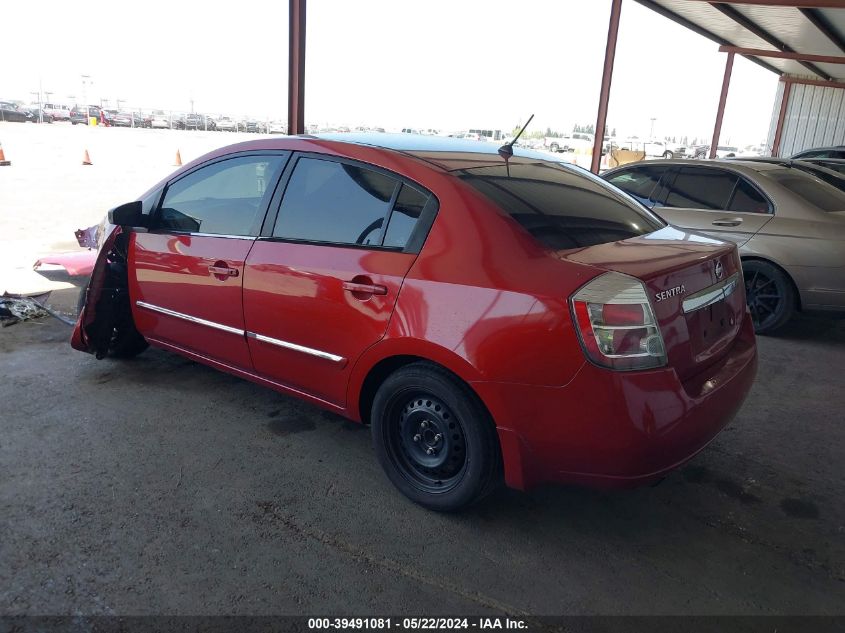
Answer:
688, 297, 739, 359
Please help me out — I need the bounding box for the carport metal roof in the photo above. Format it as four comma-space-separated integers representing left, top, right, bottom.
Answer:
631, 1, 845, 159
284, 1, 845, 168
637, 0, 845, 81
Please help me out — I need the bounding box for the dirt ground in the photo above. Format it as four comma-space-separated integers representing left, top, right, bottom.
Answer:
1, 122, 844, 617
0, 282, 843, 616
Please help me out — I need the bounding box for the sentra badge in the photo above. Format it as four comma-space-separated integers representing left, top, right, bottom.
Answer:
655, 285, 686, 302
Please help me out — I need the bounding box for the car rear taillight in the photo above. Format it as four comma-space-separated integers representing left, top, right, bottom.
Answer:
570, 272, 666, 371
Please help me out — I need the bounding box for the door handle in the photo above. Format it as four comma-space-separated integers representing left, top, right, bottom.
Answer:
208, 265, 239, 277
712, 218, 742, 227
342, 281, 387, 296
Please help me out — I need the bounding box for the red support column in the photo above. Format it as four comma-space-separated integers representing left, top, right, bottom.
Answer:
288, 0, 306, 136
709, 51, 734, 159
591, 0, 622, 174
771, 79, 792, 157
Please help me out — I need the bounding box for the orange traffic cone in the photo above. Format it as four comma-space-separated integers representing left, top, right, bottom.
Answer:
173, 149, 182, 166
0, 143, 10, 166
82, 149, 92, 166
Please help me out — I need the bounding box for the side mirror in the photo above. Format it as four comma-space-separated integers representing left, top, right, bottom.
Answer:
108, 201, 144, 227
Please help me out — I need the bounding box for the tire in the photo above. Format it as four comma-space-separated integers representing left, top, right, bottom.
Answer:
743, 259, 796, 335
663, 151, 674, 159
371, 362, 501, 512
77, 275, 148, 359
549, 143, 559, 153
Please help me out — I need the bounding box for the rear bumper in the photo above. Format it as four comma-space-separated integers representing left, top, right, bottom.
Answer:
474, 315, 757, 491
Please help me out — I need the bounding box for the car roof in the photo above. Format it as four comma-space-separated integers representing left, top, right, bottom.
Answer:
313, 132, 568, 172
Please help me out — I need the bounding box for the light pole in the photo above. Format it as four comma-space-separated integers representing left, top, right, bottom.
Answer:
649, 117, 656, 139
30, 90, 42, 123
81, 75, 93, 122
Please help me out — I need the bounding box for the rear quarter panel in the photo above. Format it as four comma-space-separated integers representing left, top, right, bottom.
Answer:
347, 172, 597, 413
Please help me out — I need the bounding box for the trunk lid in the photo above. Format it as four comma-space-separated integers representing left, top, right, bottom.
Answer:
562, 225, 746, 381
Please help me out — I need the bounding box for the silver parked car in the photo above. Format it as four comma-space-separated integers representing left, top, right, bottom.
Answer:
603, 159, 845, 333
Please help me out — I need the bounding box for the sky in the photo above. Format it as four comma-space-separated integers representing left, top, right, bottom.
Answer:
2, 0, 779, 145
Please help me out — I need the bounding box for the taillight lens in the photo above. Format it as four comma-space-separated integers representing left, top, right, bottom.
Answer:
571, 272, 667, 371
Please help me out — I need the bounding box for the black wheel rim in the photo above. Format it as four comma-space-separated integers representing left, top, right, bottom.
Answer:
744, 268, 782, 330
385, 394, 467, 494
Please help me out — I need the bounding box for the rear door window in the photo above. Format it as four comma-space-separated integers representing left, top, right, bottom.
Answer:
156, 154, 288, 235
273, 157, 398, 246
458, 161, 664, 250
728, 178, 771, 213
383, 184, 429, 249
663, 167, 738, 210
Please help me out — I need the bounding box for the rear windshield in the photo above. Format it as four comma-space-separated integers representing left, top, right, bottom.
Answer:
766, 170, 845, 212
457, 161, 664, 250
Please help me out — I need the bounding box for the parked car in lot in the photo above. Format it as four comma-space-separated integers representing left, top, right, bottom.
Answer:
216, 116, 237, 132
791, 146, 845, 160
70, 105, 103, 125
267, 120, 286, 134
603, 159, 845, 333
690, 145, 739, 159
149, 110, 171, 129
73, 134, 756, 511
23, 105, 54, 123
801, 158, 845, 175
544, 132, 593, 153
246, 120, 266, 134
110, 111, 142, 127
734, 157, 845, 193
42, 103, 72, 121
617, 139, 686, 159
0, 101, 34, 122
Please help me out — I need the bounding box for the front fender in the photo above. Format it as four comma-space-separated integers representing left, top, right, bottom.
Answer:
70, 226, 125, 354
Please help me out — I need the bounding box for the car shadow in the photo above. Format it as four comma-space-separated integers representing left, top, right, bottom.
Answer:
761, 313, 845, 343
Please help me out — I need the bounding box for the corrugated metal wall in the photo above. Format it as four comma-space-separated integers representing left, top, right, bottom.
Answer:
767, 80, 845, 157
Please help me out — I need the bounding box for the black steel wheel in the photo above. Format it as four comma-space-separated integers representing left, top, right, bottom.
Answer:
743, 259, 795, 335
392, 395, 467, 493
371, 362, 501, 511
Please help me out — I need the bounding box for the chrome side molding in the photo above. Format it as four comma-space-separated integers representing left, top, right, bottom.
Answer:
246, 331, 345, 364
682, 272, 740, 314
135, 301, 346, 363
135, 301, 245, 335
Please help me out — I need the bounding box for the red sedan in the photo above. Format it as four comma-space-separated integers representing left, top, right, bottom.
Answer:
73, 134, 757, 511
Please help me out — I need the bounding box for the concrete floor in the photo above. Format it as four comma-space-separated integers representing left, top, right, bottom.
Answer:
1, 284, 843, 616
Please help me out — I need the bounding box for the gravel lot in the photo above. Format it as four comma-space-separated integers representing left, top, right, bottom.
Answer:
1, 122, 844, 617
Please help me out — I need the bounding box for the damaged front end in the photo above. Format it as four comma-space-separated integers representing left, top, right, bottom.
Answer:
71, 226, 147, 359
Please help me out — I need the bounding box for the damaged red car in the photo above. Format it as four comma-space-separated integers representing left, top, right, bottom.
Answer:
73, 134, 757, 511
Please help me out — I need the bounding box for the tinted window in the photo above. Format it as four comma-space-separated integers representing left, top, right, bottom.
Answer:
663, 167, 737, 210
766, 170, 845, 212
796, 149, 845, 159
458, 161, 664, 250
728, 178, 770, 213
274, 158, 398, 246
793, 164, 845, 192
157, 155, 286, 235
605, 165, 669, 207
384, 185, 428, 248
809, 160, 845, 175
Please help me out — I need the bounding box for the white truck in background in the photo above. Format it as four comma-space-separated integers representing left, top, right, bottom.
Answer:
544, 132, 594, 153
